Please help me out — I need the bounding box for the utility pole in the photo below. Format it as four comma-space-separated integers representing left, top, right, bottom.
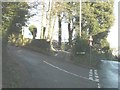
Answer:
79, 0, 82, 37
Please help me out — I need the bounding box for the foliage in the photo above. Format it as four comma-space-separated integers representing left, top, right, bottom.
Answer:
100, 38, 110, 53
72, 35, 89, 55
82, 1, 114, 36
51, 1, 114, 52
29, 24, 37, 39
8, 33, 32, 46
2, 2, 30, 46
29, 39, 50, 50
26, 39, 51, 55
65, 2, 80, 46
80, 0, 114, 54
52, 2, 68, 49
93, 30, 109, 44
51, 2, 80, 48
29, 25, 36, 32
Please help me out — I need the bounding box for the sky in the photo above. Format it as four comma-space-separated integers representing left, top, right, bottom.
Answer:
24, 0, 119, 49
107, 0, 119, 50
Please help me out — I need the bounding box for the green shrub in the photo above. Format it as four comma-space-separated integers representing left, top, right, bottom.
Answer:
27, 39, 50, 51
72, 36, 89, 55
25, 39, 51, 55
8, 33, 32, 46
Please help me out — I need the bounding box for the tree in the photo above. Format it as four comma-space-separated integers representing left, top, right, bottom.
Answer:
46, 0, 55, 41
81, 0, 114, 51
58, 14, 62, 49
40, 0, 45, 39
2, 2, 30, 48
52, 2, 66, 49
29, 25, 37, 39
65, 2, 80, 47
72, 0, 114, 56
100, 38, 110, 53
28, 0, 58, 50
51, 2, 79, 49
72, 35, 89, 55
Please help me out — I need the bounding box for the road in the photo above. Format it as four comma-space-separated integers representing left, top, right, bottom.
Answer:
5, 45, 119, 88
7, 46, 98, 88
97, 60, 119, 88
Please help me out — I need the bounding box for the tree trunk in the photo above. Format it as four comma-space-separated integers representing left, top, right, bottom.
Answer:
49, 15, 57, 51
68, 19, 74, 47
43, 27, 46, 39
47, 0, 54, 41
58, 14, 62, 49
40, 0, 45, 39
50, 15, 57, 41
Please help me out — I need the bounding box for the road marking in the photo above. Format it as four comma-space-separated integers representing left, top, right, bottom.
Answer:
43, 61, 96, 82
89, 69, 93, 80
94, 69, 101, 88
54, 54, 58, 56
93, 69, 101, 88
97, 83, 101, 88
89, 69, 101, 88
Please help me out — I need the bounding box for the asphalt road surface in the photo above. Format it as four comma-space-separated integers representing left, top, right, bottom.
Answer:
97, 60, 119, 88
6, 45, 119, 88
7, 46, 98, 88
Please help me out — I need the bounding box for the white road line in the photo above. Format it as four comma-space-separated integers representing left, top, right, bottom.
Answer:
95, 75, 99, 78
89, 77, 93, 80
89, 69, 93, 80
43, 61, 96, 82
94, 69, 101, 88
54, 54, 58, 56
95, 78, 99, 82
88, 69, 101, 88
97, 83, 101, 88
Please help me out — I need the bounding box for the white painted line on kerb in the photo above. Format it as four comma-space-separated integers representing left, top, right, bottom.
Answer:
94, 69, 101, 88
97, 83, 101, 88
88, 69, 101, 88
89, 69, 93, 80
43, 61, 96, 82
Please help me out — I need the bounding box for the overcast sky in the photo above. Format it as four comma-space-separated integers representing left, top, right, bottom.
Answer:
107, 0, 119, 49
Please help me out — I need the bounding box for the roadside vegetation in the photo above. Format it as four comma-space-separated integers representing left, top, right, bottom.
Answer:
1, 0, 118, 88
2, 1, 117, 63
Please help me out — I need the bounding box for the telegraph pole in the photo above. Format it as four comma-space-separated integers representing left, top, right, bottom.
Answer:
80, 0, 82, 37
